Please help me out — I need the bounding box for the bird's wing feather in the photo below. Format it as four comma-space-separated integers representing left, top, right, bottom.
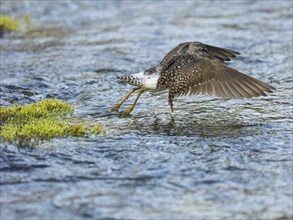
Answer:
169, 58, 275, 100
159, 42, 240, 72
159, 42, 191, 69
204, 43, 240, 62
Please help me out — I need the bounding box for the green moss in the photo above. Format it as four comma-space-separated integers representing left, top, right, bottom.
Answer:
66, 124, 86, 137
0, 99, 103, 147
0, 99, 73, 124
0, 16, 20, 32
91, 125, 103, 135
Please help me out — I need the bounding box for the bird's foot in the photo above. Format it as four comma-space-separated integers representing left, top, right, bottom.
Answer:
111, 104, 122, 112
122, 107, 134, 116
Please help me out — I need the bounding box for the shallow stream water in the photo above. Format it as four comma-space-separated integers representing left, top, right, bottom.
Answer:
1, 1, 292, 219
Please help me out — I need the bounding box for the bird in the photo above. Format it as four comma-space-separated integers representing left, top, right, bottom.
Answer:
112, 41, 275, 115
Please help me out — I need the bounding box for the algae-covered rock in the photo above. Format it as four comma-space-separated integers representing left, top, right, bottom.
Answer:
0, 99, 103, 146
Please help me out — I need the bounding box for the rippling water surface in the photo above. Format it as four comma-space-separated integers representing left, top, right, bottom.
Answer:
1, 1, 292, 219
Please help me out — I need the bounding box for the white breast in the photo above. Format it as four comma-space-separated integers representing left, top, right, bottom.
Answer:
132, 71, 160, 90
143, 74, 160, 89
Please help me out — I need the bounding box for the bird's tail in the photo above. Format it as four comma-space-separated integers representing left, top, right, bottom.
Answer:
117, 75, 143, 87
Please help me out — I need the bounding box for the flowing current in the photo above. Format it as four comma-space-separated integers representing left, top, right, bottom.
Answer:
1, 1, 292, 219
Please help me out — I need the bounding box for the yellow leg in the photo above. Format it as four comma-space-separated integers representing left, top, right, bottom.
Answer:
122, 89, 148, 115
111, 88, 140, 112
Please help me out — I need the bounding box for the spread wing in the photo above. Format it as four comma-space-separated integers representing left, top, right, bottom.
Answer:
160, 41, 240, 70
204, 43, 240, 62
169, 58, 275, 100
159, 42, 191, 69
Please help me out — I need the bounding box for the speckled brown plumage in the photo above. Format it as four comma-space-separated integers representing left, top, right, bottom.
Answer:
155, 42, 274, 111
114, 41, 275, 114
